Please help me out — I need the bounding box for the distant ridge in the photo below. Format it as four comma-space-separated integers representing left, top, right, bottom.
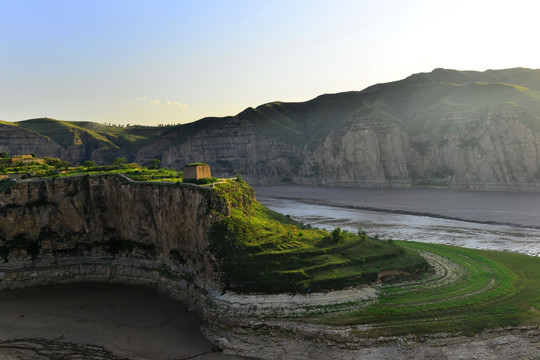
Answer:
3, 67, 540, 191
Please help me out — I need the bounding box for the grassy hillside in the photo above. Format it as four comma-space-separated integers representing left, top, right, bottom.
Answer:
0, 155, 184, 183
241, 67, 540, 146
156, 67, 540, 150
210, 180, 428, 293
16, 118, 171, 152
307, 241, 540, 337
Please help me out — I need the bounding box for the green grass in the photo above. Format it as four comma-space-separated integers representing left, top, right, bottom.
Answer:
311, 241, 540, 337
1, 156, 185, 183
209, 180, 428, 293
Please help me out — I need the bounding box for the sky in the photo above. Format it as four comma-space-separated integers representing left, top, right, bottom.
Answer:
1, 0, 539, 126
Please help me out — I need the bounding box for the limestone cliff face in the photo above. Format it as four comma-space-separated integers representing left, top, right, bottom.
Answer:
143, 118, 305, 184
146, 110, 540, 191
296, 110, 540, 190
0, 175, 229, 292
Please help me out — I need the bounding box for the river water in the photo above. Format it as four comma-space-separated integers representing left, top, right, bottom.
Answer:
254, 185, 540, 257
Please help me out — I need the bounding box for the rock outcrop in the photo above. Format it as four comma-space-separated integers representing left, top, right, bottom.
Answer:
141, 109, 540, 191
0, 175, 228, 307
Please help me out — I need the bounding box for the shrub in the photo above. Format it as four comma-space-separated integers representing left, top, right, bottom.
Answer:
183, 177, 219, 185
149, 158, 161, 169
331, 227, 344, 242
113, 157, 126, 167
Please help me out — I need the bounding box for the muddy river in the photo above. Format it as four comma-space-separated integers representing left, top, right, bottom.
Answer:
254, 185, 540, 257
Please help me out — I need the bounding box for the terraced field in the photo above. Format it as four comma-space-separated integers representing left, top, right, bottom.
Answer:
210, 181, 428, 294
313, 241, 540, 336
210, 241, 540, 339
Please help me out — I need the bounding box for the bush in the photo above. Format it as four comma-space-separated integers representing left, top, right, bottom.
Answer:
331, 227, 344, 242
150, 158, 161, 169
112, 157, 126, 167
183, 177, 219, 185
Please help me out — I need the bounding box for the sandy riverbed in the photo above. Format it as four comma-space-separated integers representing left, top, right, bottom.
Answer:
0, 283, 253, 360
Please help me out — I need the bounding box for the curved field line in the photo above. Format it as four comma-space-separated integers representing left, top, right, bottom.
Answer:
321, 242, 528, 336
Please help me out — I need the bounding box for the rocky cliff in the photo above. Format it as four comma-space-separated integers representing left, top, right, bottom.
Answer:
0, 175, 229, 306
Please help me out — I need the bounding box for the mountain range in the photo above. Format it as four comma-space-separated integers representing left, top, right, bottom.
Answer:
3, 67, 540, 190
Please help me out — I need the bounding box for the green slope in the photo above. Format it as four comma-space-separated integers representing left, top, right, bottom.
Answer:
222, 68, 539, 147
210, 180, 428, 293
12, 118, 169, 161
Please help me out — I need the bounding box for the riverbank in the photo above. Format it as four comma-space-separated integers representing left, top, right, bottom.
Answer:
254, 185, 540, 257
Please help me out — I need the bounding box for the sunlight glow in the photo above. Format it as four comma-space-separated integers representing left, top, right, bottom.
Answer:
0, 0, 538, 125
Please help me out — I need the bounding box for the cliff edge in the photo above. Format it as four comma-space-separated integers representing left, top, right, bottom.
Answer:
0, 175, 229, 308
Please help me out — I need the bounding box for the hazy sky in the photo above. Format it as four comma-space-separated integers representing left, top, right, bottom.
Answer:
1, 0, 539, 125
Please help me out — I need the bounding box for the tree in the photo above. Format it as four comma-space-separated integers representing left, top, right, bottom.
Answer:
113, 157, 126, 167
331, 227, 344, 243
84, 160, 96, 168
149, 158, 161, 169
60, 160, 71, 171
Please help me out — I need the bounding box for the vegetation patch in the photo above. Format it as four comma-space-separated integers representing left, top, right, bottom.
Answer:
101, 238, 156, 256
1, 156, 185, 183
311, 241, 540, 337
182, 177, 219, 185
209, 181, 428, 293
0, 179, 15, 193
0, 234, 42, 260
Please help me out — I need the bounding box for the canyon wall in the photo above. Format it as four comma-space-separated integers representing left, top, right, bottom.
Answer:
148, 111, 540, 191
0, 175, 229, 307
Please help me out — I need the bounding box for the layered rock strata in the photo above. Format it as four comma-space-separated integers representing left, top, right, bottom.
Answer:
147, 114, 540, 191
0, 175, 227, 309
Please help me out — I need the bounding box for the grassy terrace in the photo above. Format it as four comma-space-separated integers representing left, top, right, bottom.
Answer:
305, 241, 540, 337
210, 180, 428, 293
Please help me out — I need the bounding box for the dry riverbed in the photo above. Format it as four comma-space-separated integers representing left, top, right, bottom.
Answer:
0, 283, 251, 360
